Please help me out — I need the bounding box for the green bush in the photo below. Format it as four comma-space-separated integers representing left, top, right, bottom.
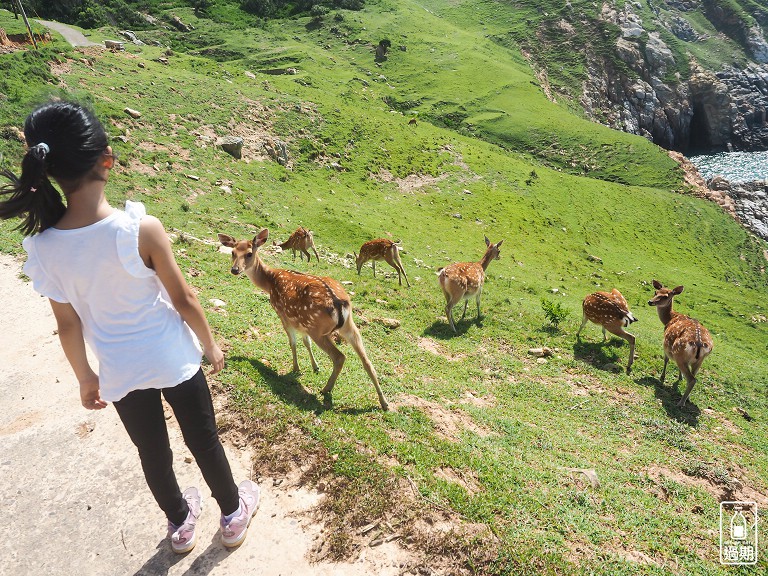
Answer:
541, 297, 570, 328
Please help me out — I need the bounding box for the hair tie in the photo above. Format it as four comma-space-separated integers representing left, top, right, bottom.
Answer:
29, 142, 50, 160
30, 187, 37, 193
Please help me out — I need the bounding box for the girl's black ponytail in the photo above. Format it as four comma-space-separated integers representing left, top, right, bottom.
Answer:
0, 144, 65, 235
0, 101, 108, 235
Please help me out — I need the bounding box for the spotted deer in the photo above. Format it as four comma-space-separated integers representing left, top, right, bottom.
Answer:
354, 239, 410, 287
438, 236, 504, 333
273, 227, 319, 262
218, 229, 388, 410
576, 289, 638, 374
648, 280, 713, 407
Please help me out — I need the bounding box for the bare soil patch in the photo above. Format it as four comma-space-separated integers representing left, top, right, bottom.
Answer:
397, 394, 493, 441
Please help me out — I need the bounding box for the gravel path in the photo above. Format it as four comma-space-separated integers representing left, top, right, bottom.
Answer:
34, 19, 101, 47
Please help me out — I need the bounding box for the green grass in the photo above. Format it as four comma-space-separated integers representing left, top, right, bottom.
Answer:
2, 4, 768, 574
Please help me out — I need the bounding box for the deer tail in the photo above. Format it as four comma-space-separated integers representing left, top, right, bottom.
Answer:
320, 279, 349, 329
694, 320, 703, 359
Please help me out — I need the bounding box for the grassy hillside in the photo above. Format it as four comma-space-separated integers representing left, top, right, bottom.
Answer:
1, 3, 768, 574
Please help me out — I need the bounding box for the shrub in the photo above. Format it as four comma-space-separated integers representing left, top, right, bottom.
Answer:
541, 297, 570, 328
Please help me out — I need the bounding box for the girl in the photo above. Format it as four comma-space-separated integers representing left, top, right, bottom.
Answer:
0, 100, 259, 554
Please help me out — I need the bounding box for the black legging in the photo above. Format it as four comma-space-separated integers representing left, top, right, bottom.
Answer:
113, 368, 239, 526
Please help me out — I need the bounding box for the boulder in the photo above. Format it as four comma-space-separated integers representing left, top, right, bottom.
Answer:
217, 136, 243, 159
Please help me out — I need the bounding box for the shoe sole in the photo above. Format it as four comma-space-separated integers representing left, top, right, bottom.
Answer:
221, 489, 260, 549
221, 512, 255, 549
172, 534, 197, 554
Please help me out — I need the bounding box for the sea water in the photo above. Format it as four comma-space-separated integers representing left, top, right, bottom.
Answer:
688, 151, 768, 183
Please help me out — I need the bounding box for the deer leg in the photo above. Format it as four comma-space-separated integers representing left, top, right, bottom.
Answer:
312, 246, 320, 262
606, 326, 636, 375
285, 328, 300, 372
676, 362, 697, 406
576, 312, 588, 339
339, 319, 389, 410
314, 335, 345, 395
444, 296, 457, 333
372, 261, 377, 277
392, 254, 410, 287
302, 248, 311, 262
400, 264, 410, 287
460, 300, 469, 320
660, 354, 669, 383
601, 326, 607, 341
302, 335, 319, 373
475, 292, 482, 321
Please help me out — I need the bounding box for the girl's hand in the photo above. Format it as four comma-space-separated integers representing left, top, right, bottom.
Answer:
204, 344, 225, 374
79, 375, 108, 410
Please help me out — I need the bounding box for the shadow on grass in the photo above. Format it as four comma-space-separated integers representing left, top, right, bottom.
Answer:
230, 355, 381, 416
635, 375, 701, 426
572, 338, 623, 370
422, 316, 483, 339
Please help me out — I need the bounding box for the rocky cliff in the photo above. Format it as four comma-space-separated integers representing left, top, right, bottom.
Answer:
544, 1, 768, 154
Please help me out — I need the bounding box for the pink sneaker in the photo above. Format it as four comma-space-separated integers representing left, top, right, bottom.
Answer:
220, 480, 260, 548
167, 487, 202, 554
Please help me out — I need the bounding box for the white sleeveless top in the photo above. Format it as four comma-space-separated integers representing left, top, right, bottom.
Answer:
22, 201, 202, 402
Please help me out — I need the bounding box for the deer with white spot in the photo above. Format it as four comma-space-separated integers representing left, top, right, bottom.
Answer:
219, 229, 388, 410
354, 238, 410, 287
438, 236, 503, 333
274, 226, 319, 262
648, 280, 713, 407
577, 289, 638, 374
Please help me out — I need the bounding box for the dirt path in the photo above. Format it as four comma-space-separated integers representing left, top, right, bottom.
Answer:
34, 19, 100, 47
0, 253, 412, 575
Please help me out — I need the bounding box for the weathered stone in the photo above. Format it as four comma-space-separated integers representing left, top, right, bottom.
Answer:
217, 136, 243, 159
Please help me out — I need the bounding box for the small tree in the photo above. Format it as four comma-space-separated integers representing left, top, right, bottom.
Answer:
541, 297, 570, 329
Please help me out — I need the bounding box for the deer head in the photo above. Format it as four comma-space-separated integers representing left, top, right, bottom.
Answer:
218, 229, 269, 276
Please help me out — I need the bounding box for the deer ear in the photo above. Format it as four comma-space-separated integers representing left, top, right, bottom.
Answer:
218, 233, 236, 247
253, 228, 269, 248
484, 235, 490, 246
672, 285, 684, 295
652, 279, 662, 290
496, 239, 504, 248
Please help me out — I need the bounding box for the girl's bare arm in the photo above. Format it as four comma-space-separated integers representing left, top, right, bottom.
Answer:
49, 300, 107, 410
138, 215, 225, 373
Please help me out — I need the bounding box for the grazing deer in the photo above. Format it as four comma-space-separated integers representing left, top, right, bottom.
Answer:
354, 239, 410, 287
648, 280, 713, 407
438, 236, 504, 333
219, 229, 389, 411
273, 227, 319, 262
576, 289, 638, 374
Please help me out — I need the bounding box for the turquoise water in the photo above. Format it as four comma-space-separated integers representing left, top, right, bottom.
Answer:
688, 151, 768, 183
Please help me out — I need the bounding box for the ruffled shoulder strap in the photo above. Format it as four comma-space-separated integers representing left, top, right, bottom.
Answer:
22, 235, 69, 302
116, 201, 155, 278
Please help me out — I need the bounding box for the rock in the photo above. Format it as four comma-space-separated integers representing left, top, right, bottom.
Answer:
587, 255, 603, 263
209, 298, 226, 308
104, 40, 125, 51
217, 136, 244, 159
263, 138, 289, 166
124, 107, 142, 119
119, 30, 144, 45
562, 467, 600, 489
375, 318, 400, 329
169, 15, 192, 32
528, 347, 553, 357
